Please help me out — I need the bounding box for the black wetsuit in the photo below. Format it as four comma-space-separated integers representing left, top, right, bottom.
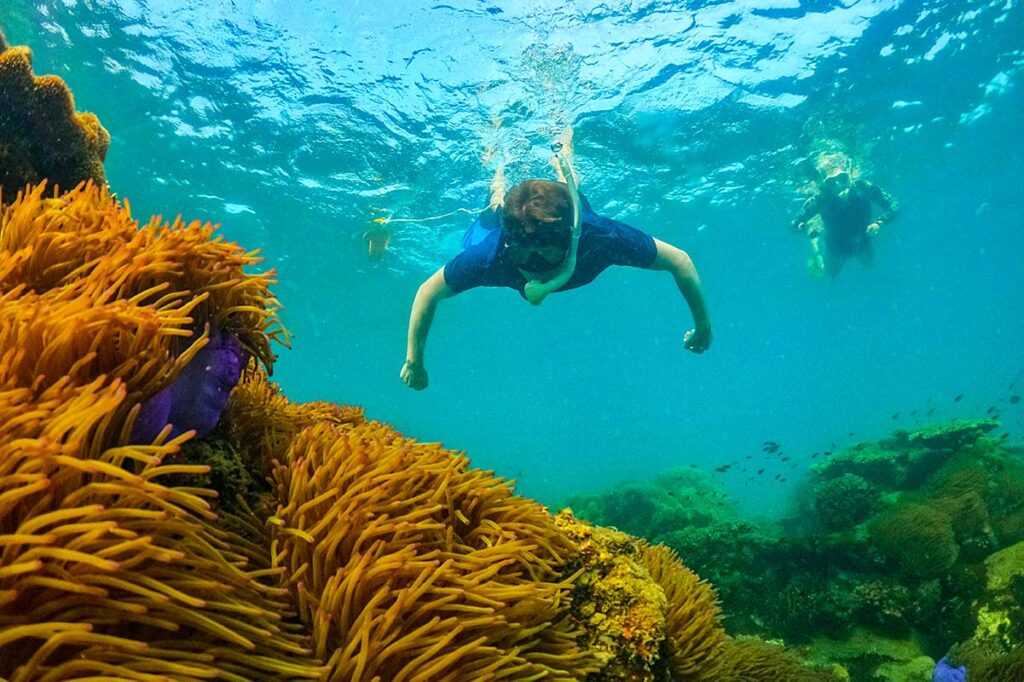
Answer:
794, 180, 899, 269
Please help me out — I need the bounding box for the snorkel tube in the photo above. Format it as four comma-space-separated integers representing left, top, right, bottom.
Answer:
522, 154, 582, 305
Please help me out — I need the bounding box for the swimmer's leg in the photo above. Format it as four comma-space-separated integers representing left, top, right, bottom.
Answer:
807, 234, 826, 278
488, 163, 506, 208
824, 246, 846, 278
550, 125, 579, 185
856, 237, 875, 268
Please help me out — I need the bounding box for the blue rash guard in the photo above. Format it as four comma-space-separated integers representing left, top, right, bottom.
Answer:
443, 194, 658, 298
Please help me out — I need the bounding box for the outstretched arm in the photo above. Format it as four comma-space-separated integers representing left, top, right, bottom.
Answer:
650, 238, 712, 354
793, 195, 820, 233
864, 181, 900, 234
402, 268, 456, 390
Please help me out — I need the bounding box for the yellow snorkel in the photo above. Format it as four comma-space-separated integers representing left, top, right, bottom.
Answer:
521, 153, 582, 305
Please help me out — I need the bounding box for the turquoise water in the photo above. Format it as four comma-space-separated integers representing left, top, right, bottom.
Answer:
3, 0, 1021, 515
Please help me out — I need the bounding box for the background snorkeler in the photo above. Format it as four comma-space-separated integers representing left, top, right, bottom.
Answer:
793, 151, 900, 278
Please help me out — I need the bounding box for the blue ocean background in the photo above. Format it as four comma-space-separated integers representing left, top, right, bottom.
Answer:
3, 0, 1021, 517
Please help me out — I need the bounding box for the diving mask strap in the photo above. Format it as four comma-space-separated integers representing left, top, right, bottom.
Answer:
521, 154, 582, 305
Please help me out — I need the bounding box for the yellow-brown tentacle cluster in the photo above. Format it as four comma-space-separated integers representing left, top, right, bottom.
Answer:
0, 182, 285, 387
225, 368, 365, 474
641, 544, 726, 680
268, 419, 598, 681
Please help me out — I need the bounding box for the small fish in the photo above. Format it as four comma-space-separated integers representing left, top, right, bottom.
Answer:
1010, 395, 1021, 404
848, 432, 856, 437
927, 407, 936, 416
745, 455, 753, 460
774, 474, 782, 480
987, 406, 997, 414
891, 412, 900, 420
811, 452, 819, 458
910, 410, 918, 417
781, 456, 790, 462
780, 477, 787, 482
758, 469, 765, 475
762, 441, 781, 453
714, 465, 730, 473
999, 433, 1009, 440
954, 394, 964, 402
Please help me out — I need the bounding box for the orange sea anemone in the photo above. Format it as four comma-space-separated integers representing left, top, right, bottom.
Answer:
0, 178, 318, 679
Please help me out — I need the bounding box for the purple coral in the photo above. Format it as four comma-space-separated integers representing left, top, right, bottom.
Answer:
933, 656, 967, 682
131, 329, 248, 443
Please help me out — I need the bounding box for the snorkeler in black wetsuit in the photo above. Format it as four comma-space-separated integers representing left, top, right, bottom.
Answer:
793, 154, 899, 277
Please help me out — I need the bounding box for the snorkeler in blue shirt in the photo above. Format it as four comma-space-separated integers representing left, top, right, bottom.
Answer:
400, 155, 712, 390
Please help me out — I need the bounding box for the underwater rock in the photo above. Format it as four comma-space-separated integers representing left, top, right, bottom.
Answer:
803, 629, 934, 682
554, 509, 727, 681
958, 538, 1024, 660
0, 31, 109, 200
813, 439, 944, 490
872, 655, 939, 681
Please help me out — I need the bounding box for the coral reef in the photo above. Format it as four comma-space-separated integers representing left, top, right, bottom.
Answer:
566, 467, 737, 542
0, 30, 109, 200
576, 420, 1024, 680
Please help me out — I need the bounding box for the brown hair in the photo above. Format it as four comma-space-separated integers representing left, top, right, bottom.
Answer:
502, 180, 572, 238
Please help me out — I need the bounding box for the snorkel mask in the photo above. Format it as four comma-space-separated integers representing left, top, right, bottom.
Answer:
519, 154, 582, 305
822, 169, 852, 195
504, 227, 571, 272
